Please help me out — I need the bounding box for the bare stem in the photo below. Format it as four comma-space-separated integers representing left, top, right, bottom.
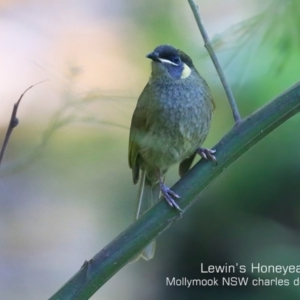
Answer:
188, 0, 241, 123
0, 81, 46, 171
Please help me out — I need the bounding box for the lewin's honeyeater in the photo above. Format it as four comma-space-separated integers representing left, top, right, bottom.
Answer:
128, 45, 216, 260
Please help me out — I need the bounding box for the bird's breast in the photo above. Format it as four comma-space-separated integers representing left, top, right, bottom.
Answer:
139, 80, 213, 168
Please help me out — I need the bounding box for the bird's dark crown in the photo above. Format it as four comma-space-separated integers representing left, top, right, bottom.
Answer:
153, 45, 194, 68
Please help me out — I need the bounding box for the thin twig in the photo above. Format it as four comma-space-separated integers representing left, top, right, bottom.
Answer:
188, 0, 241, 123
0, 81, 46, 170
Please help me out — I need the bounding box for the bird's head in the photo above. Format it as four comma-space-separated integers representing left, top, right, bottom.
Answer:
146, 45, 195, 81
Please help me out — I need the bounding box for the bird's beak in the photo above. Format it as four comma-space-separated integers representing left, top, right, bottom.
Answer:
146, 51, 161, 62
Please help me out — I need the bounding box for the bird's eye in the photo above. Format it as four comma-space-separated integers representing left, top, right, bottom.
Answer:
171, 56, 180, 65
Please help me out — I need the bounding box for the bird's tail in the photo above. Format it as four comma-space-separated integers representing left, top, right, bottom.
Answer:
133, 170, 160, 261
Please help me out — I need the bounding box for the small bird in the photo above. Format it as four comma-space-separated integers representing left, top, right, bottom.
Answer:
128, 45, 216, 260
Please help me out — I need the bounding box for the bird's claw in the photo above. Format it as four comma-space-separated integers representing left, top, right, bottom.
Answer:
160, 183, 182, 212
197, 147, 217, 163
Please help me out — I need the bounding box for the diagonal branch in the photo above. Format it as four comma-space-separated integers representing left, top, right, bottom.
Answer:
188, 0, 241, 123
49, 81, 300, 300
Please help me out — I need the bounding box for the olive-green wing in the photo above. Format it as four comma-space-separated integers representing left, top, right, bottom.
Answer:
128, 84, 150, 184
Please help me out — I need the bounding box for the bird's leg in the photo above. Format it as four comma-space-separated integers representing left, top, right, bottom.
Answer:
197, 147, 217, 163
158, 173, 182, 212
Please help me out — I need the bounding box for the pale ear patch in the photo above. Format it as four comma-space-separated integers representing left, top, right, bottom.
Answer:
181, 63, 191, 79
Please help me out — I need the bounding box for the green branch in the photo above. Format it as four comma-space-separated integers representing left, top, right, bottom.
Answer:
49, 82, 300, 300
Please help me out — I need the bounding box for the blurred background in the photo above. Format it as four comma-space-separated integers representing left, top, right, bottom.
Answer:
0, 0, 300, 299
